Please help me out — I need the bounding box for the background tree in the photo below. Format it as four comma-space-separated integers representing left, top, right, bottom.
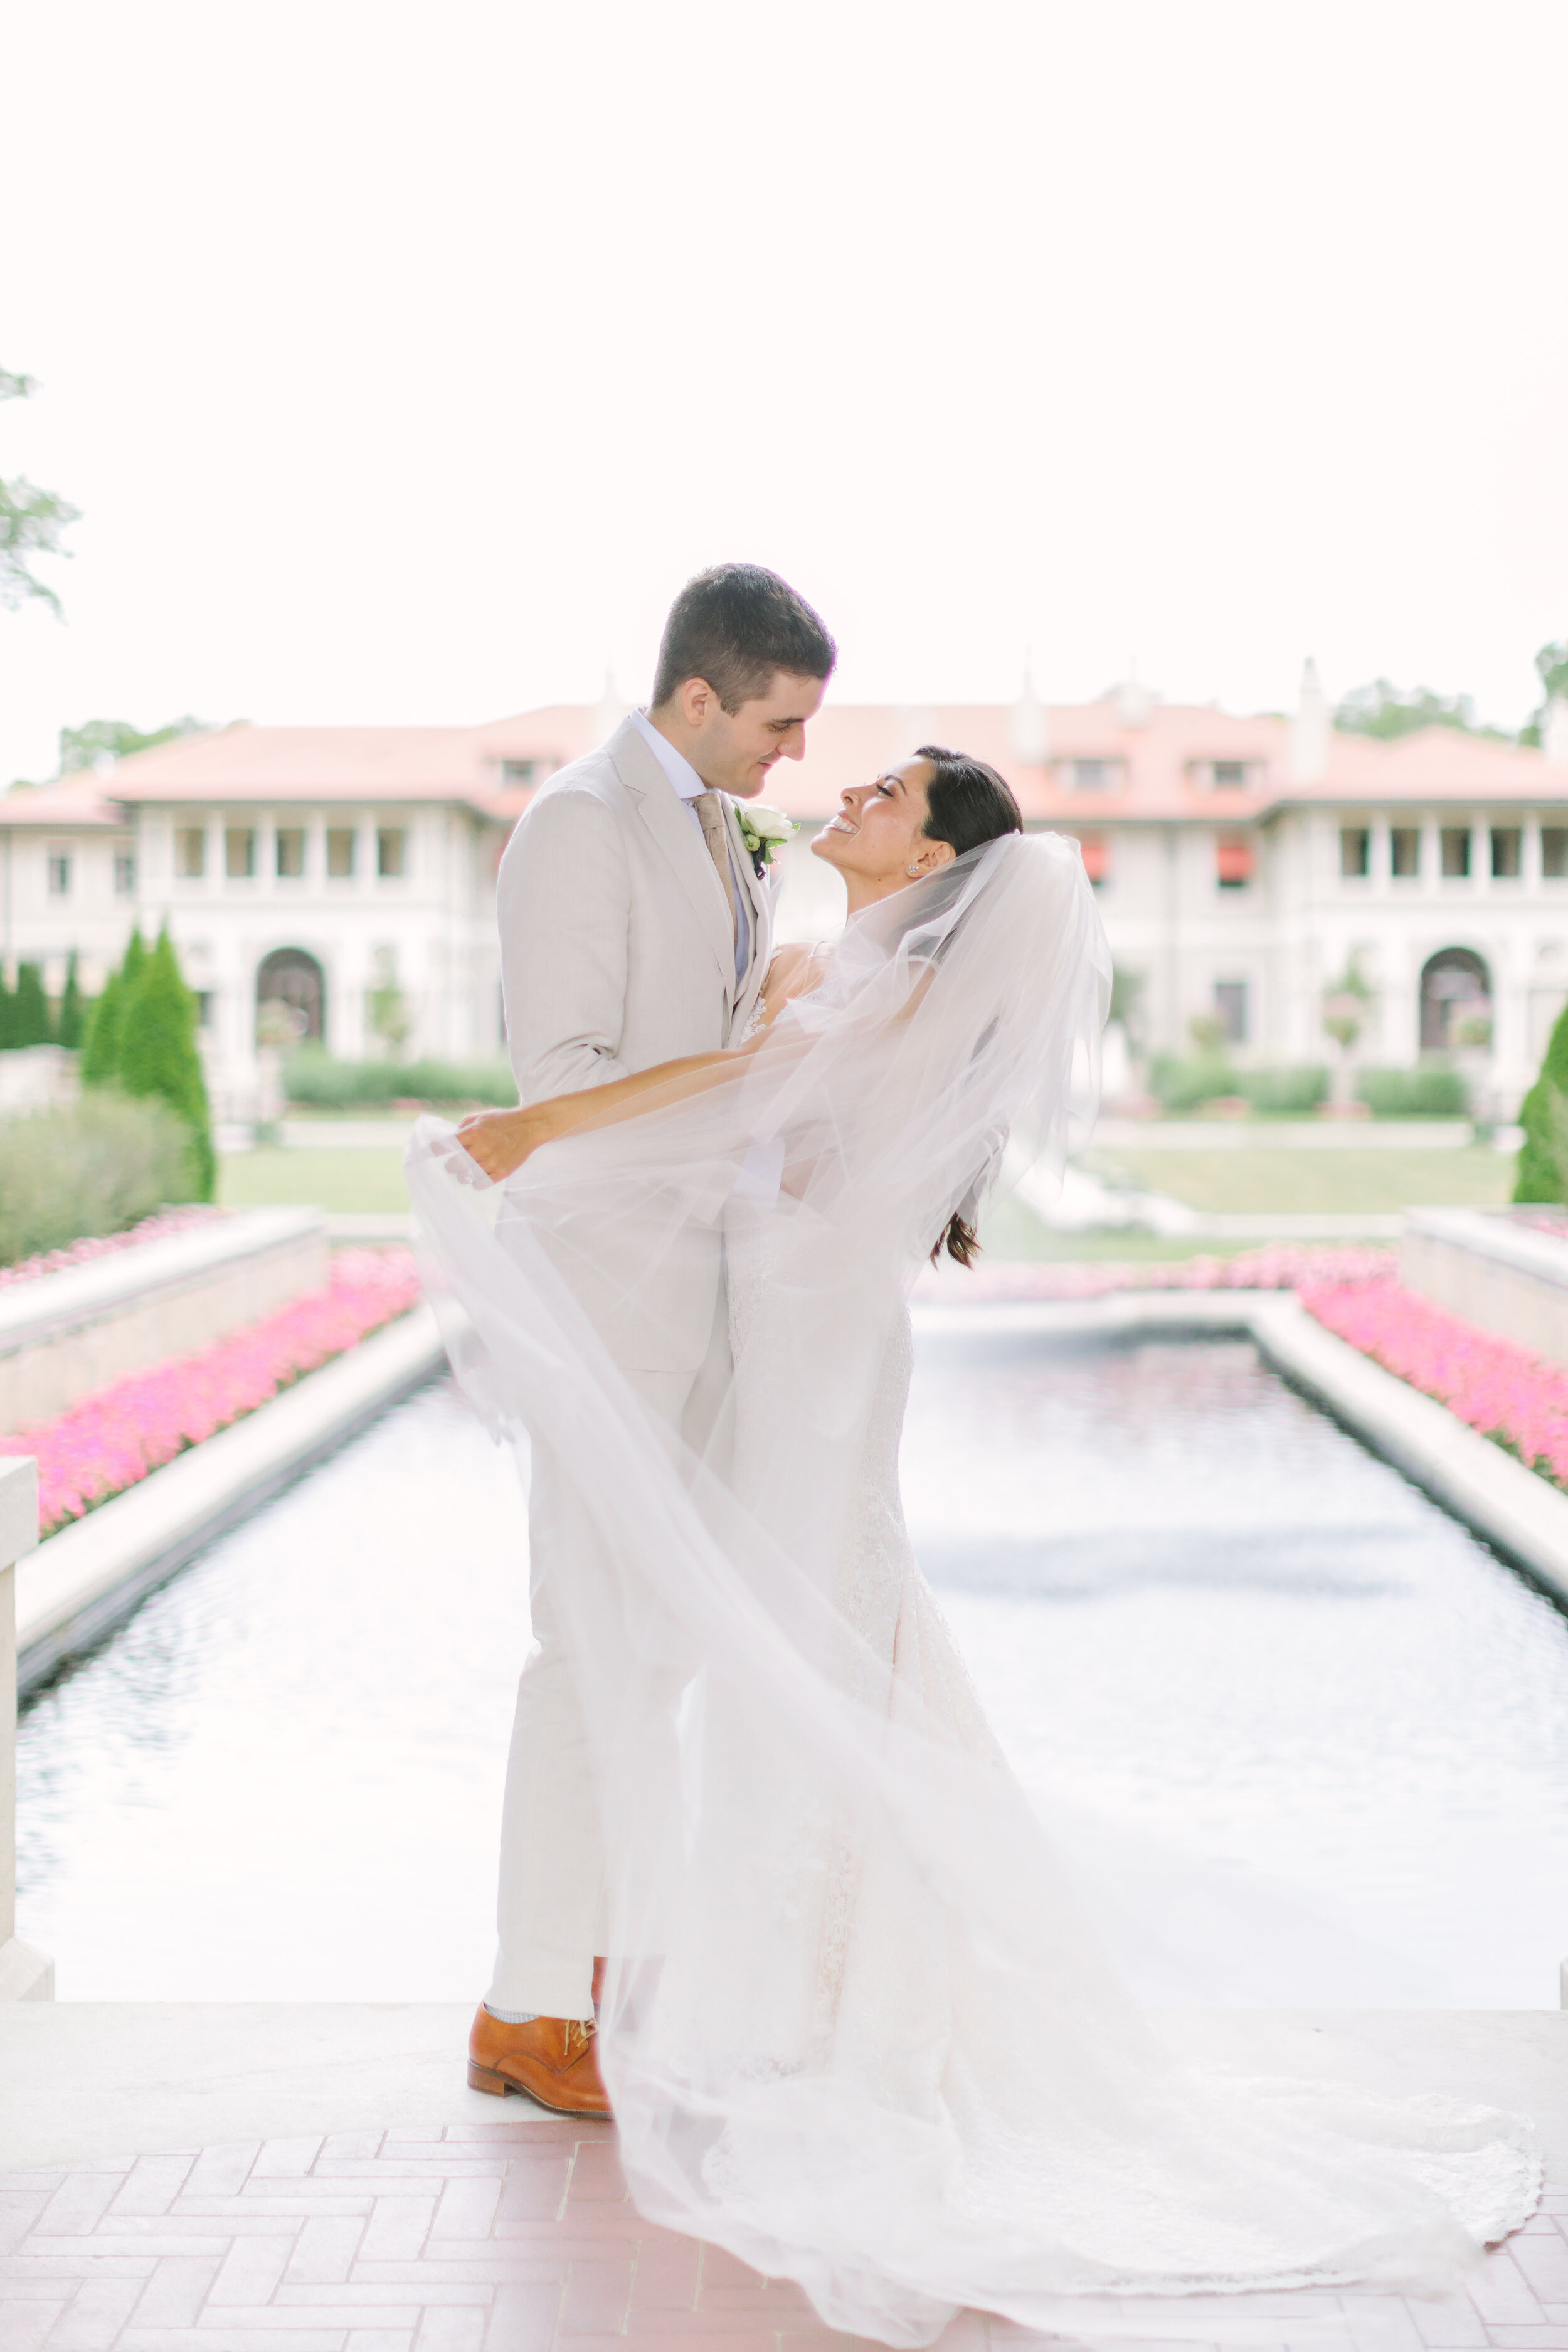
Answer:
117, 926, 215, 1200
0, 367, 79, 617
1514, 998, 1568, 1202
1334, 679, 1513, 744
56, 952, 85, 1048
11, 963, 51, 1046
78, 927, 146, 1087
0, 971, 14, 1051
56, 714, 212, 773
1518, 641, 1568, 749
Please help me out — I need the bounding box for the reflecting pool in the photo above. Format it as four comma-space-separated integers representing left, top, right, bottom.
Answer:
17, 1332, 1568, 2004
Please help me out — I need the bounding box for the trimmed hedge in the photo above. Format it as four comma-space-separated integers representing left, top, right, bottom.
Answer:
283, 1049, 517, 1108
1147, 1058, 1328, 1116
1353, 1066, 1470, 1119
0, 1093, 200, 1267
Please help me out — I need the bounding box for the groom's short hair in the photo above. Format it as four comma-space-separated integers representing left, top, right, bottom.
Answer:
652, 564, 836, 714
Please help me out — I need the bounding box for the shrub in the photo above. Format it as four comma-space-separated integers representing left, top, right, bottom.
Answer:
0, 972, 13, 1050
0, 1093, 199, 1267
56, 953, 85, 1048
79, 969, 125, 1087
1515, 1005, 1568, 1201
1147, 1052, 1236, 1113
118, 928, 215, 1200
282, 1048, 516, 1108
1356, 1065, 1470, 1120
10, 963, 51, 1046
1234, 1066, 1329, 1116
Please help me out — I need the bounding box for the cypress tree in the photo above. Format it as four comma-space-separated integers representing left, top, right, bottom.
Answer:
11, 963, 51, 1046
117, 926, 214, 1200
0, 970, 14, 1052
121, 926, 148, 991
56, 953, 85, 1049
1515, 1002, 1568, 1201
79, 970, 124, 1088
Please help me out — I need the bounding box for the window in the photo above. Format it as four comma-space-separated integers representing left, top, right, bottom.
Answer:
501, 759, 539, 787
1491, 826, 1522, 879
225, 827, 256, 879
1215, 836, 1253, 889
114, 850, 136, 895
194, 991, 215, 1030
1073, 834, 1108, 887
326, 826, 356, 878
276, 827, 305, 879
1210, 761, 1249, 789
1214, 980, 1249, 1043
1440, 826, 1471, 878
1339, 827, 1370, 878
175, 826, 206, 878
376, 826, 406, 878
1067, 758, 1117, 792
1544, 827, 1568, 879
46, 850, 72, 897
1391, 826, 1421, 877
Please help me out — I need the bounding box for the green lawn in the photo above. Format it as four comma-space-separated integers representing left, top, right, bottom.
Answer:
219, 1148, 411, 1214
1079, 1144, 1516, 1217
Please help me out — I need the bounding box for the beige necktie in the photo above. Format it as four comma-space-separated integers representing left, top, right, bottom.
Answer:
692, 790, 738, 945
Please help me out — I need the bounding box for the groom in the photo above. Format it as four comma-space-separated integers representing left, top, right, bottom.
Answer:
460, 563, 837, 2112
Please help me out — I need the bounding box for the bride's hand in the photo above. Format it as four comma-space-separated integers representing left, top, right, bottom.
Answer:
455, 1104, 548, 1182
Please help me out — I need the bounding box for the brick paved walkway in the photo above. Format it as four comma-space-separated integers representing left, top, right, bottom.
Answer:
0, 2121, 1562, 2351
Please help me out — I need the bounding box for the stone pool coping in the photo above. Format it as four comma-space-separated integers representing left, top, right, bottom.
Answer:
14, 1307, 444, 1694
913, 1290, 1568, 1618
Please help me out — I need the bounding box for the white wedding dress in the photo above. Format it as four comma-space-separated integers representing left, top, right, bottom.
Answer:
406, 835, 1539, 2348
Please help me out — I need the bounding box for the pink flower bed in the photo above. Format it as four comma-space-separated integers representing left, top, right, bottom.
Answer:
1301, 1274, 1568, 1488
1, 1248, 423, 1535
0, 1205, 229, 1292
914, 1242, 1397, 1303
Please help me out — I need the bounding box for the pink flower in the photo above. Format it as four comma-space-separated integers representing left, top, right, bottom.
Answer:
0, 1205, 227, 1291
1301, 1275, 1568, 1490
1, 1249, 424, 1535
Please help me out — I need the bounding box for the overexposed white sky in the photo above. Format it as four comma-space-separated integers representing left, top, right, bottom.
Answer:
4, 0, 1566, 785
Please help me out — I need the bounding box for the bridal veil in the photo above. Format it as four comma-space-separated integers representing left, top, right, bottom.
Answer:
406, 833, 1537, 2348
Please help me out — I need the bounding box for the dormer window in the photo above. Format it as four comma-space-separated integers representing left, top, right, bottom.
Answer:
1192, 759, 1260, 791
502, 759, 539, 787
1058, 758, 1123, 793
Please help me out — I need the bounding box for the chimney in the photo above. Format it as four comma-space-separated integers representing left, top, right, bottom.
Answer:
1545, 697, 1568, 770
1115, 657, 1154, 730
1010, 660, 1049, 765
594, 667, 629, 745
1291, 657, 1331, 784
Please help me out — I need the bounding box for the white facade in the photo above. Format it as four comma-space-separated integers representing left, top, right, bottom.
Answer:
3, 689, 1567, 1119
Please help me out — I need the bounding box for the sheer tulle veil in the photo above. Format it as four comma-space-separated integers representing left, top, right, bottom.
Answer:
406, 834, 1537, 2348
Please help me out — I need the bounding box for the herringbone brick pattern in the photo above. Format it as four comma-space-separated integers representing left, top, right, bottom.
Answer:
0, 2124, 1561, 2350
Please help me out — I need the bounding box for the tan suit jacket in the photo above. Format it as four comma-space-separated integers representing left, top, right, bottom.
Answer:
496, 714, 774, 1369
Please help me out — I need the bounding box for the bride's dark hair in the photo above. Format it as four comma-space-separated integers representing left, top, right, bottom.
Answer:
913, 746, 1024, 1268
916, 745, 1024, 857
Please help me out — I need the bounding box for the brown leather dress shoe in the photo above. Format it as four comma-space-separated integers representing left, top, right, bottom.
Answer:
467, 2004, 611, 2116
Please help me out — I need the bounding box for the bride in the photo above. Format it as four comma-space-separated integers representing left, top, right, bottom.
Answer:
405, 748, 1538, 2349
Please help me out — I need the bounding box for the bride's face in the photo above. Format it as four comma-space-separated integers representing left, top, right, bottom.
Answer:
811, 758, 956, 901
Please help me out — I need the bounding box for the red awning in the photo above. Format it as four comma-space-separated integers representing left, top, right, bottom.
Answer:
1074, 834, 1108, 882
1216, 837, 1254, 882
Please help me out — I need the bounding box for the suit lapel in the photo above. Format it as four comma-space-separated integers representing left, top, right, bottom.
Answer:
725, 800, 774, 1030
607, 719, 734, 992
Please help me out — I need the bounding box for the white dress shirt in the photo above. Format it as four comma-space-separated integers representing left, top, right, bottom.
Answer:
629, 707, 751, 985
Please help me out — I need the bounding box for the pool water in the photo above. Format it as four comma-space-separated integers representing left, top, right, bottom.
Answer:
16, 1331, 1568, 2004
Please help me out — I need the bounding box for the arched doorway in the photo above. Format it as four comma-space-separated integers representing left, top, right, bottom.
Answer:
256, 947, 326, 1046
1419, 947, 1491, 1052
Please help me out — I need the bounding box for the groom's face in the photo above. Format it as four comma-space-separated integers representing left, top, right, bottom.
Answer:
686, 670, 827, 799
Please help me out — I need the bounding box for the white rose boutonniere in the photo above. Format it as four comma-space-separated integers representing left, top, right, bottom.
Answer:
735, 802, 798, 874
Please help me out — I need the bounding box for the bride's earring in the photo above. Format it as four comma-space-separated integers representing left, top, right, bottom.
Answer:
906, 862, 920, 876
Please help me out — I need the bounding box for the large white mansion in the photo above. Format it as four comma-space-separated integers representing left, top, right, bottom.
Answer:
4, 665, 1568, 1116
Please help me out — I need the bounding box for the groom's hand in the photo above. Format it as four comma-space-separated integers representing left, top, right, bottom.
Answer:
456, 1106, 539, 1182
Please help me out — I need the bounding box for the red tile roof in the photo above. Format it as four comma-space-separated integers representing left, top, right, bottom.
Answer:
6, 701, 1563, 830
